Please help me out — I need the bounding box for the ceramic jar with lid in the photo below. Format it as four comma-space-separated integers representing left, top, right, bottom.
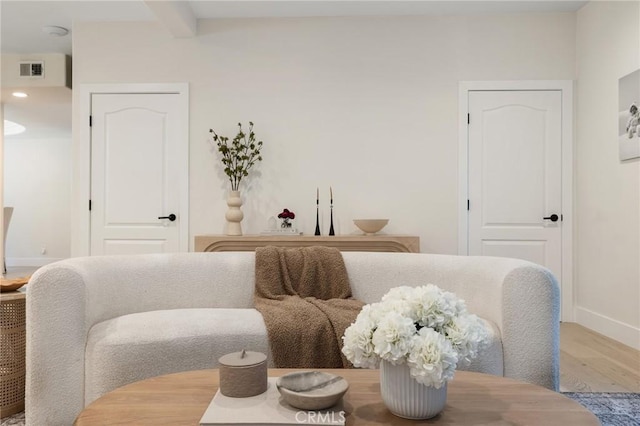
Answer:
218, 350, 267, 397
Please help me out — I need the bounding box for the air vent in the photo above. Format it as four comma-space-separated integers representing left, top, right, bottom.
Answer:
19, 61, 44, 78
3, 54, 70, 88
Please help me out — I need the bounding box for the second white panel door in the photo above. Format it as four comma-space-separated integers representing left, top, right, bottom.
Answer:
468, 90, 562, 281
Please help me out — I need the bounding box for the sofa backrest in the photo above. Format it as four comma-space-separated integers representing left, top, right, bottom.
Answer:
30, 251, 548, 331
342, 251, 538, 325
30, 253, 258, 329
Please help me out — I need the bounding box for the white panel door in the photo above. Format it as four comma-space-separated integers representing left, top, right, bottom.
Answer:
90, 93, 186, 255
468, 90, 562, 280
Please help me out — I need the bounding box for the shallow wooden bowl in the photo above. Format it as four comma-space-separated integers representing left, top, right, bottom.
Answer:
353, 219, 389, 235
0, 276, 29, 292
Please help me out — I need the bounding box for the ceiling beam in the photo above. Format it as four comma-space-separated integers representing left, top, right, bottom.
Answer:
144, 0, 197, 38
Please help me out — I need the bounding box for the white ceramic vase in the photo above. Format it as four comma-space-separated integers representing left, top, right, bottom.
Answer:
380, 360, 447, 420
225, 190, 244, 236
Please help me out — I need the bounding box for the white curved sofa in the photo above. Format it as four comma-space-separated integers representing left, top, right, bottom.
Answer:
26, 252, 559, 425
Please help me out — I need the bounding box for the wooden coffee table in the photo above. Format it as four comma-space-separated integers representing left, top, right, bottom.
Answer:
74, 369, 600, 425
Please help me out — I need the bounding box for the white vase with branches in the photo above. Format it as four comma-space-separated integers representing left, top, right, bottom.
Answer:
210, 122, 263, 236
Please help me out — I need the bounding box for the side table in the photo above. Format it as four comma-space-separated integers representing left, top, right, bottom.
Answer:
0, 291, 26, 418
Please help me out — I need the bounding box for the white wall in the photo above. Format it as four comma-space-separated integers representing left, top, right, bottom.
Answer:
575, 1, 640, 349
72, 13, 576, 256
3, 137, 71, 266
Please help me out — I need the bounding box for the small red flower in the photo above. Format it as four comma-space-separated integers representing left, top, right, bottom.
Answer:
278, 209, 295, 219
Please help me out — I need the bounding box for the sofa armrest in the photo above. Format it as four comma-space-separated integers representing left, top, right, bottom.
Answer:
26, 264, 87, 426
502, 265, 560, 390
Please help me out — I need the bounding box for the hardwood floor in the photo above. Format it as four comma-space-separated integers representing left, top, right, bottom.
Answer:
560, 322, 640, 392
3, 267, 639, 393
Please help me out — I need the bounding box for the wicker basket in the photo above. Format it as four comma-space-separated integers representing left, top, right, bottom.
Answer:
0, 295, 26, 418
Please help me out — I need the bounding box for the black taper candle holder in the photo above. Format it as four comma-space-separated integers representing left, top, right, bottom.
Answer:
314, 200, 321, 236
329, 204, 335, 236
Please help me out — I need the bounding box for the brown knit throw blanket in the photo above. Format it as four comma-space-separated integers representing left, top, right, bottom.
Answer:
254, 246, 364, 368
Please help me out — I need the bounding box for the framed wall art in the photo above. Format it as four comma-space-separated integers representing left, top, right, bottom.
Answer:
618, 69, 640, 161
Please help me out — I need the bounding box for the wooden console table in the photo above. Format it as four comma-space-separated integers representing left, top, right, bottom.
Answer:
194, 235, 420, 253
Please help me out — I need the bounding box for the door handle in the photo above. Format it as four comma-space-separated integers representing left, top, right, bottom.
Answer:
543, 214, 559, 222
158, 214, 177, 222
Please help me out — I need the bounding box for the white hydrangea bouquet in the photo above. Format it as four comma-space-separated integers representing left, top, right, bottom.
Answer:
342, 285, 488, 388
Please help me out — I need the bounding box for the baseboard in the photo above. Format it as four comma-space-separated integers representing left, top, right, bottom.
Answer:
6, 257, 65, 267
575, 306, 640, 350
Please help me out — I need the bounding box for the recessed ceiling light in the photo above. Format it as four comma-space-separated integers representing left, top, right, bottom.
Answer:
4, 120, 26, 136
42, 25, 69, 37
12, 92, 28, 98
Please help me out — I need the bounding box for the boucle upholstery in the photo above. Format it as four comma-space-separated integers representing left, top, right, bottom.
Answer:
85, 308, 271, 404
26, 252, 559, 426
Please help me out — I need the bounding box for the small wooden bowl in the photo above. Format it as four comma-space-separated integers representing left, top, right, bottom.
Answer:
0, 276, 30, 292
